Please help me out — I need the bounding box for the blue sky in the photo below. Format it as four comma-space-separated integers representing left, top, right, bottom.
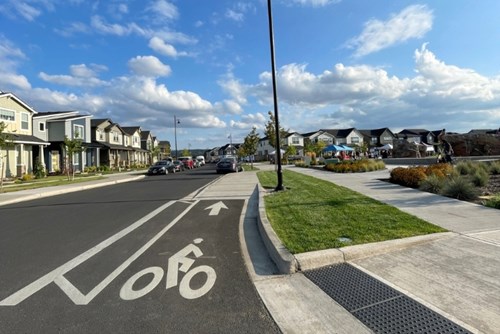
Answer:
1, 0, 500, 149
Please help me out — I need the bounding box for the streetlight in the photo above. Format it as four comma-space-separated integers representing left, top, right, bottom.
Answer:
267, 0, 284, 191
174, 116, 180, 159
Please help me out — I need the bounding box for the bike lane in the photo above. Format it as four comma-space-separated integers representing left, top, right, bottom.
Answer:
0, 199, 280, 333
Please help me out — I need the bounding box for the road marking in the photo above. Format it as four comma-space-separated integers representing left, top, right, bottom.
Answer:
204, 201, 228, 216
0, 200, 199, 306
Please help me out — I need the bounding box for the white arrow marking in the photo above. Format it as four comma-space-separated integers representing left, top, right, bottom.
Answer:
205, 201, 228, 216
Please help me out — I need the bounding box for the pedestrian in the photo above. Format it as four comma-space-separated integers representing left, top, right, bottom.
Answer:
443, 140, 454, 163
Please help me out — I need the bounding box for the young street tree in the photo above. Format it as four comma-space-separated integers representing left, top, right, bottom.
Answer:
241, 126, 260, 168
264, 111, 288, 149
63, 135, 84, 181
0, 122, 13, 192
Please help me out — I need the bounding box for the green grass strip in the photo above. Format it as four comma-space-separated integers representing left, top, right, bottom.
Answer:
257, 169, 446, 254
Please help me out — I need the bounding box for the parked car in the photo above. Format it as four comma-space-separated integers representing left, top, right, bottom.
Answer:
147, 160, 176, 175
172, 160, 185, 172
196, 156, 206, 166
216, 157, 243, 174
179, 156, 195, 169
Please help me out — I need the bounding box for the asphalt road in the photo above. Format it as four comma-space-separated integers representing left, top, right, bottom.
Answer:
0, 165, 280, 333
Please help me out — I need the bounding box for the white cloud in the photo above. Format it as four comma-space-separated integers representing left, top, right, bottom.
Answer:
146, 0, 179, 22
90, 15, 147, 36
285, 0, 341, 7
38, 72, 108, 87
214, 100, 244, 115
246, 44, 500, 132
218, 74, 248, 105
127, 56, 172, 77
347, 4, 433, 58
0, 72, 31, 90
148, 36, 189, 58
70, 64, 107, 78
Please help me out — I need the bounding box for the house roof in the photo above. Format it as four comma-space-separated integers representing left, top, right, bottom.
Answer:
321, 128, 357, 138
91, 118, 112, 127
10, 133, 49, 145
0, 92, 37, 114
398, 129, 430, 136
359, 128, 394, 137
121, 126, 141, 135
33, 111, 79, 119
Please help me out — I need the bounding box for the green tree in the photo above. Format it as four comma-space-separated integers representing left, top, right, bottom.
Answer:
264, 111, 288, 149
63, 135, 84, 181
284, 145, 297, 164
0, 122, 13, 192
181, 148, 191, 156
242, 127, 260, 168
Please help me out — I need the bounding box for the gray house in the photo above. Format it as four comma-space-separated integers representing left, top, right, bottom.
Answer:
33, 111, 94, 173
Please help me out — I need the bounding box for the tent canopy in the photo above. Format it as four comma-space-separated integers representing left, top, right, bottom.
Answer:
269, 149, 285, 155
380, 143, 393, 150
323, 144, 345, 152
340, 145, 354, 151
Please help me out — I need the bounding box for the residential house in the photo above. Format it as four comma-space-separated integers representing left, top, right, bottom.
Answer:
0, 92, 48, 178
122, 126, 150, 167
33, 111, 95, 173
157, 141, 172, 160
140, 130, 155, 164
205, 147, 220, 162
283, 132, 304, 156
91, 119, 131, 168
218, 143, 240, 157
256, 137, 274, 161
359, 128, 396, 148
321, 128, 364, 147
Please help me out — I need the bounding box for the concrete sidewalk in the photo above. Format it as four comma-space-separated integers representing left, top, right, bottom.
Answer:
1, 164, 499, 333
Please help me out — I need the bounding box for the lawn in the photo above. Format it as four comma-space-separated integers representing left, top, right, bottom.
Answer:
257, 169, 446, 254
0, 174, 105, 193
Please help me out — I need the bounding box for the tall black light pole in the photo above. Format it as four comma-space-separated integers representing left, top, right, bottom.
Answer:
174, 115, 180, 159
267, 0, 284, 191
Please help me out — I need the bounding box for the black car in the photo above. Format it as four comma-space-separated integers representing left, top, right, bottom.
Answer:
216, 157, 243, 174
147, 160, 176, 175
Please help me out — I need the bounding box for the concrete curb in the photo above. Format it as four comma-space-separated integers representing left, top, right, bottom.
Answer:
256, 180, 457, 274
257, 183, 298, 274
0, 175, 145, 207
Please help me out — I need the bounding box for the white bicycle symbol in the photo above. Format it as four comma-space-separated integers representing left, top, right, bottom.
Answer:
120, 238, 217, 301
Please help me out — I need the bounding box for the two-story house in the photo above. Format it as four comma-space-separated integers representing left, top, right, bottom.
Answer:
321, 128, 364, 147
359, 128, 396, 148
283, 132, 304, 156
256, 137, 273, 161
91, 119, 131, 168
0, 92, 48, 178
33, 111, 94, 173
122, 126, 150, 167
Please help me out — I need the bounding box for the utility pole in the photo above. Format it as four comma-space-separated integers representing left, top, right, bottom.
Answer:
267, 0, 284, 191
174, 116, 180, 159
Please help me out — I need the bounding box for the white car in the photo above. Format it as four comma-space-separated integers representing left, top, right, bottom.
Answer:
196, 156, 206, 166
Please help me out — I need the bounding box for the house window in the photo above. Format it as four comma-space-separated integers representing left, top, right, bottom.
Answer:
383, 136, 392, 141
351, 136, 359, 143
73, 124, 84, 139
371, 137, 377, 144
113, 132, 119, 142
39, 122, 45, 132
292, 137, 300, 145
97, 129, 104, 140
0, 108, 15, 122
21, 113, 29, 130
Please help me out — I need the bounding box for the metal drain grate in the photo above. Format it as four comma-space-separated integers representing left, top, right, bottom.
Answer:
304, 263, 471, 334
304, 263, 400, 311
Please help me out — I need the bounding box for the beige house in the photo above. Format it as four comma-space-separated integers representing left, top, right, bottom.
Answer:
0, 92, 48, 178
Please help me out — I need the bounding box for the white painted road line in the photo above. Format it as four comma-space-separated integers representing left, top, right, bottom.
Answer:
0, 200, 198, 306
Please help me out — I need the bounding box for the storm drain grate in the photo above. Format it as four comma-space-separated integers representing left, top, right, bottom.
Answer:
304, 263, 471, 334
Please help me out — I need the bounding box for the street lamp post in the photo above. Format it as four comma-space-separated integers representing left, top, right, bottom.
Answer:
174, 116, 180, 159
267, 0, 284, 191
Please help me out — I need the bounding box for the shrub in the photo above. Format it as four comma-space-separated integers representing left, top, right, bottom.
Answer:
484, 194, 500, 209
326, 159, 385, 173
425, 163, 453, 179
441, 176, 478, 200
419, 174, 444, 194
488, 161, 500, 175
390, 166, 426, 188
471, 169, 489, 187
21, 174, 34, 182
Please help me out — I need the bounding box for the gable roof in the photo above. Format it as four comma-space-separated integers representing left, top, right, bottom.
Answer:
321, 128, 357, 138
121, 126, 141, 135
0, 92, 37, 114
359, 128, 394, 137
